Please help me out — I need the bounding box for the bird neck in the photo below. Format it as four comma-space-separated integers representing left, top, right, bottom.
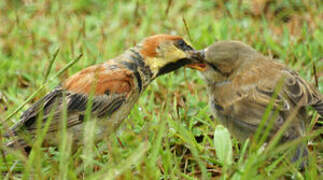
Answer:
120, 48, 154, 92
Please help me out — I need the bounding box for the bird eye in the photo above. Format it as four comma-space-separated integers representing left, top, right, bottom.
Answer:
176, 39, 193, 51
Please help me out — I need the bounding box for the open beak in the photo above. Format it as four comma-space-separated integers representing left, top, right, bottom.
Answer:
186, 50, 207, 71
187, 63, 207, 71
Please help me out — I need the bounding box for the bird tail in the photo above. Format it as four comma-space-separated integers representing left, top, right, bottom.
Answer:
1, 140, 15, 156
3, 129, 16, 139
290, 143, 308, 170
3, 138, 31, 156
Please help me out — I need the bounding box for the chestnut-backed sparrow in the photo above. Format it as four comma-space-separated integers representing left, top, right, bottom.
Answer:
5, 34, 202, 153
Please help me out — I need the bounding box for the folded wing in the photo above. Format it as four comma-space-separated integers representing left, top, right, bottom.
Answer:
6, 63, 135, 137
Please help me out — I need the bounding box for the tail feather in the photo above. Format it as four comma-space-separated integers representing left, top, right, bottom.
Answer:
4, 139, 31, 155
3, 129, 16, 139
290, 143, 308, 170
6, 140, 16, 148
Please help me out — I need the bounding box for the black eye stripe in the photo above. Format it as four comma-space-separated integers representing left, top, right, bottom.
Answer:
176, 39, 194, 51
178, 40, 185, 46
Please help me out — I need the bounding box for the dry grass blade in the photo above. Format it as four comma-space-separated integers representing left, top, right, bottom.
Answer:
165, 0, 173, 15
182, 17, 193, 43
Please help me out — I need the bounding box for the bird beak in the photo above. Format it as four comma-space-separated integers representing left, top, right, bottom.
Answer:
186, 50, 207, 71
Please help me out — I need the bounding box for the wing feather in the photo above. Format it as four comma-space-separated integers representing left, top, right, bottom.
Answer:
6, 63, 135, 137
283, 70, 322, 116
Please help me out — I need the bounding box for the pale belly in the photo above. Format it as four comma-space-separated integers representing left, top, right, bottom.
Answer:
43, 97, 138, 147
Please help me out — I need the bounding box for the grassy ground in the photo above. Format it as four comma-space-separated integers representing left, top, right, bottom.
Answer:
0, 0, 322, 179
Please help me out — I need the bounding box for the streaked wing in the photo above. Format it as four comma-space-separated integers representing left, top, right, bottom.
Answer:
7, 62, 135, 136
283, 70, 323, 116
211, 62, 288, 126
229, 66, 322, 127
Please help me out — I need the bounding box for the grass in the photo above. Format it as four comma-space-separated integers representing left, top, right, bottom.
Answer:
0, 0, 322, 179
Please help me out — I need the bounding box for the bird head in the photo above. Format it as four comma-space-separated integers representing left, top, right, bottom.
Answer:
138, 34, 203, 78
187, 40, 259, 83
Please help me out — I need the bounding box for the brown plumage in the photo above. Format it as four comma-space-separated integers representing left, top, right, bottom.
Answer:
63, 62, 135, 95
140, 35, 183, 57
5, 34, 201, 153
190, 40, 322, 167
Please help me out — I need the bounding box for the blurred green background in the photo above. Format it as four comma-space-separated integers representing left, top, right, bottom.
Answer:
0, 0, 322, 179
